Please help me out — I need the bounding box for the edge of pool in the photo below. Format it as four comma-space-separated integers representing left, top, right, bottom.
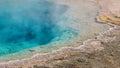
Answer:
0, 20, 119, 68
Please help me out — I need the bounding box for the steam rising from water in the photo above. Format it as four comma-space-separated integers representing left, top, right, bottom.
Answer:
0, 0, 77, 56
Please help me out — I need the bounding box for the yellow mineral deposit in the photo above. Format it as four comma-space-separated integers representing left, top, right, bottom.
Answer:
98, 0, 120, 25
99, 15, 120, 25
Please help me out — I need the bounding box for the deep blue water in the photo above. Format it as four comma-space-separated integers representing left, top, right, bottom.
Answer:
0, 0, 68, 56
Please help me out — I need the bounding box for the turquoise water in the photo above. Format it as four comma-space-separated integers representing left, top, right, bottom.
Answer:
0, 0, 77, 56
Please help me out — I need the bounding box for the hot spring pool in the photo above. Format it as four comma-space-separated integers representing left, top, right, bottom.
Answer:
0, 0, 109, 62
0, 0, 78, 56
